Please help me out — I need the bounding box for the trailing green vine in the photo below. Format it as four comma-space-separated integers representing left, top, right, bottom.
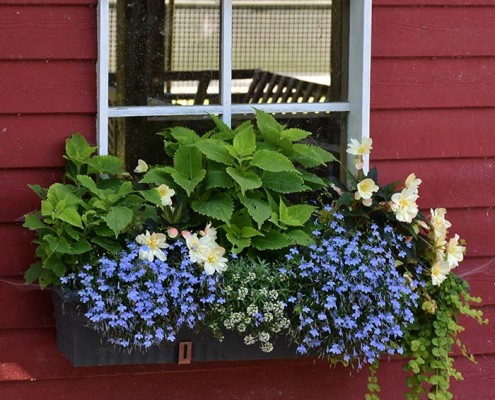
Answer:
403, 274, 486, 400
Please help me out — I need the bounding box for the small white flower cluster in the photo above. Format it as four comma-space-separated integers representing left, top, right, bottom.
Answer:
214, 266, 289, 353
428, 208, 465, 286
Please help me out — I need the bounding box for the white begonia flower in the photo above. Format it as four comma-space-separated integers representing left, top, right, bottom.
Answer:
346, 138, 373, 156
203, 245, 228, 276
135, 231, 169, 262
390, 187, 419, 223
156, 184, 175, 207
356, 178, 379, 200
429, 208, 452, 239
200, 222, 217, 241
446, 234, 465, 268
134, 159, 149, 174
433, 234, 447, 262
185, 233, 215, 264
405, 173, 422, 191
431, 260, 451, 286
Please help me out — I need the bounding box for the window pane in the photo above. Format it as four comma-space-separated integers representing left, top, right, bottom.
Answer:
109, 0, 220, 107
231, 0, 334, 105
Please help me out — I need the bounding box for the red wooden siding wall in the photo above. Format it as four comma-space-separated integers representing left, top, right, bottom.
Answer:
371, 1, 495, 398
1, 0, 494, 399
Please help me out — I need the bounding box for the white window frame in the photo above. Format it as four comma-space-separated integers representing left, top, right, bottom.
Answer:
97, 0, 372, 170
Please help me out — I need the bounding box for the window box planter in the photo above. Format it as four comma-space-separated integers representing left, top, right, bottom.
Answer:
51, 287, 297, 367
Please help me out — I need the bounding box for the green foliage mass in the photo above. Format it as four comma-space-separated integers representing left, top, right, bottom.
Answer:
402, 275, 487, 400
23, 134, 163, 288
144, 110, 335, 253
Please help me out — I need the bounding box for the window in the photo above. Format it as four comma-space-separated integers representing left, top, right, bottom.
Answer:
97, 0, 371, 172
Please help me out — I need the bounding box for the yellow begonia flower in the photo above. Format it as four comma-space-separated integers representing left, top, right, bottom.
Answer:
390, 187, 419, 223
446, 234, 465, 268
429, 208, 452, 240
405, 173, 422, 191
431, 260, 451, 286
203, 245, 228, 276
134, 159, 149, 174
157, 184, 175, 207
346, 138, 373, 156
135, 231, 169, 262
356, 178, 379, 200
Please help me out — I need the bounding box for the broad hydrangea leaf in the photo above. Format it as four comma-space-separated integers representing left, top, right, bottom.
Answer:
251, 150, 298, 173
23, 214, 47, 230
205, 168, 234, 189
255, 109, 283, 145
140, 167, 176, 186
239, 195, 272, 228
76, 175, 100, 196
291, 143, 336, 168
191, 192, 234, 223
91, 237, 121, 253
172, 169, 206, 197
279, 201, 315, 227
226, 168, 262, 195
47, 183, 81, 208
65, 133, 95, 162
252, 230, 291, 250
261, 171, 306, 193
233, 125, 256, 158
280, 128, 311, 142
45, 235, 73, 254
195, 139, 235, 166
87, 155, 123, 174
57, 208, 83, 228
167, 126, 200, 144
103, 206, 133, 237
285, 229, 314, 246
173, 145, 203, 178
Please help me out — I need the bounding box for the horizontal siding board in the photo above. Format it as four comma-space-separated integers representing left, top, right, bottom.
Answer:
371, 109, 495, 160
0, 61, 96, 114
0, 224, 35, 276
373, 6, 495, 58
0, 282, 53, 329
457, 257, 495, 304
375, 1, 495, 5
0, 168, 62, 223
371, 158, 495, 209
371, 58, 495, 110
0, 6, 96, 60
0, 115, 95, 168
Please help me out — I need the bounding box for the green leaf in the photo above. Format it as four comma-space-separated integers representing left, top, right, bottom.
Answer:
226, 233, 251, 253
140, 167, 176, 186
285, 229, 314, 246
23, 214, 47, 230
47, 183, 81, 208
57, 208, 83, 228
240, 226, 264, 238
141, 188, 163, 206
239, 195, 272, 228
291, 143, 337, 168
168, 126, 200, 144
172, 169, 206, 196
300, 171, 328, 190
233, 125, 256, 158
91, 237, 122, 253
226, 167, 262, 195
76, 175, 100, 196
24, 262, 42, 284
28, 184, 47, 200
255, 109, 283, 144
41, 200, 54, 217
195, 139, 235, 166
209, 114, 235, 140
173, 145, 203, 178
251, 150, 298, 173
205, 167, 234, 189
279, 201, 315, 227
191, 193, 234, 223
280, 128, 311, 142
71, 239, 92, 255
65, 133, 96, 162
87, 155, 123, 174
44, 256, 67, 278
252, 230, 291, 250
103, 206, 133, 237
45, 235, 73, 254
261, 171, 306, 193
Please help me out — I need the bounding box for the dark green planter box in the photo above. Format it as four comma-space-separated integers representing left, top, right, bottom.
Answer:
51, 287, 297, 367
